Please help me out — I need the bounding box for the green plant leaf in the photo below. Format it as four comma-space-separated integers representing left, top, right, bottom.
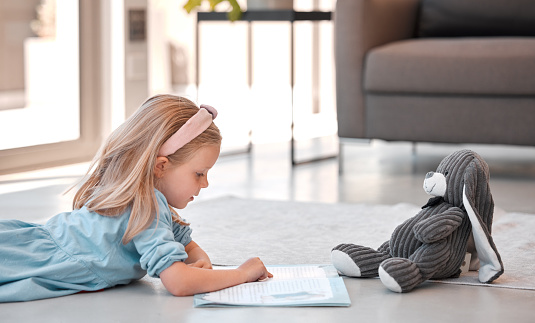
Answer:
183, 0, 203, 13
183, 0, 242, 21
227, 0, 242, 21
208, 0, 225, 11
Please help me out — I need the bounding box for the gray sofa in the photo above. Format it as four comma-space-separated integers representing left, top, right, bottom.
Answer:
334, 0, 535, 149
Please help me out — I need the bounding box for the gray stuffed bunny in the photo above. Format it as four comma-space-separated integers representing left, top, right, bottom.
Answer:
331, 149, 504, 292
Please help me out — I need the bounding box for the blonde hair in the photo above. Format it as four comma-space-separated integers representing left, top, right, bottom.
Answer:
73, 94, 222, 244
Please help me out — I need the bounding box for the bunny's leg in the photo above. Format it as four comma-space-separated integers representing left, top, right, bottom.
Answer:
331, 241, 391, 277
379, 239, 450, 292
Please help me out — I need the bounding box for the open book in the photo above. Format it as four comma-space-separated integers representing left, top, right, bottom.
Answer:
193, 264, 351, 307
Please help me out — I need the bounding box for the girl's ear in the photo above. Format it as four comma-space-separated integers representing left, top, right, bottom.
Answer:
154, 156, 170, 178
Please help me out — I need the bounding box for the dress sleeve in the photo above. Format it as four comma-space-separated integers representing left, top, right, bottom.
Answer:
132, 194, 190, 277
172, 221, 192, 246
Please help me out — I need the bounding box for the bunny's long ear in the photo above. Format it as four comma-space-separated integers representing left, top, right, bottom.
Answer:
463, 158, 504, 283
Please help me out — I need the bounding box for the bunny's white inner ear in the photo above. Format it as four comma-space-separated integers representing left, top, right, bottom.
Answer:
463, 185, 502, 283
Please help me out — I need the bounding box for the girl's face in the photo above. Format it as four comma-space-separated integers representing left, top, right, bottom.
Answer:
156, 144, 220, 209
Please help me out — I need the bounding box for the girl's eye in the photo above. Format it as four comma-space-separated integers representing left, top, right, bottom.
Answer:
196, 172, 205, 177
444, 171, 449, 176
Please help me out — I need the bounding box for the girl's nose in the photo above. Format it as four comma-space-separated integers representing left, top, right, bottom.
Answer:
201, 176, 209, 188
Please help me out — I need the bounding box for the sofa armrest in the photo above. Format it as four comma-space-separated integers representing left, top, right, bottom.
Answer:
335, 0, 420, 138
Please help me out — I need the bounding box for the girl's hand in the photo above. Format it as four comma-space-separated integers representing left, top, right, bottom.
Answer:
187, 259, 212, 269
185, 241, 212, 269
237, 257, 273, 283
160, 258, 272, 296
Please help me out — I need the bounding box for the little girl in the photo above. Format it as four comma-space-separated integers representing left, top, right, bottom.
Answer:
0, 94, 272, 302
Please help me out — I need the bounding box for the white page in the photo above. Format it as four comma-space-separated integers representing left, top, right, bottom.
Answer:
268, 265, 328, 280
201, 277, 332, 305
195, 265, 352, 307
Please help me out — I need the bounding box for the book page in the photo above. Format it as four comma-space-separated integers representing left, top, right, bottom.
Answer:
199, 265, 339, 306
200, 276, 332, 305
195, 265, 351, 307
267, 265, 328, 280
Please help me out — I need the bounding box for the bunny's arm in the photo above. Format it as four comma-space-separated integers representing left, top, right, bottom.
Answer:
413, 207, 465, 243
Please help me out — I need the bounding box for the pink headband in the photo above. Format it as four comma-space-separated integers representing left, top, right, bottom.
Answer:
158, 104, 218, 157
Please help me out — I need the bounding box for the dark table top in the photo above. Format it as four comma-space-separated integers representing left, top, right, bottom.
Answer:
197, 10, 332, 22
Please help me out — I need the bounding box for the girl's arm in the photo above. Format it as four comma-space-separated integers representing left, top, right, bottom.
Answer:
159, 257, 273, 296
184, 240, 212, 269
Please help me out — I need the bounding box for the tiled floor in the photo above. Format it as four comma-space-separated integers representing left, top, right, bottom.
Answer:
206, 140, 535, 214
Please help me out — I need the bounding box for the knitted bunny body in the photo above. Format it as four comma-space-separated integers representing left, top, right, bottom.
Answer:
332, 150, 504, 292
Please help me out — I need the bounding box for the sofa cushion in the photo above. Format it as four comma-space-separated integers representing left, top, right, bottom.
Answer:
418, 0, 535, 37
364, 38, 535, 96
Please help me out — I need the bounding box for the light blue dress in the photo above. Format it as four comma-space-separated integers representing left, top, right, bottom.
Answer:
0, 190, 192, 302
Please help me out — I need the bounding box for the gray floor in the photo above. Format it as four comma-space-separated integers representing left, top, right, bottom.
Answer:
1, 139, 535, 322
208, 139, 535, 214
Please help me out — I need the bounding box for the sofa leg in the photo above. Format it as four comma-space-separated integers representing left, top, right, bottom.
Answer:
338, 141, 344, 175
338, 138, 372, 175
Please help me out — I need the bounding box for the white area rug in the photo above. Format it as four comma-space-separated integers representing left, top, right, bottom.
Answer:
183, 197, 535, 291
